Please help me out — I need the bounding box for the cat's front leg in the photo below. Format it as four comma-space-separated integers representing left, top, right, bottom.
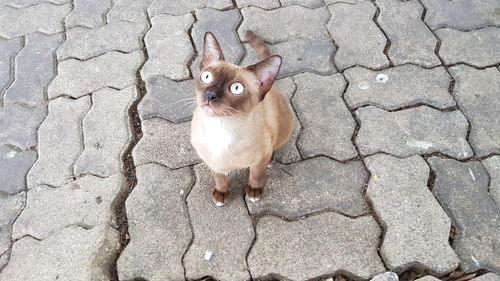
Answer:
246, 153, 273, 202
211, 171, 231, 206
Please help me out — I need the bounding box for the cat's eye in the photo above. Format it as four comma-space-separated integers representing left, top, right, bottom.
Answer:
229, 82, 245, 95
200, 71, 213, 84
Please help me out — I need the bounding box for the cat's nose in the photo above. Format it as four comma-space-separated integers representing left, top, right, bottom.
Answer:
205, 91, 217, 102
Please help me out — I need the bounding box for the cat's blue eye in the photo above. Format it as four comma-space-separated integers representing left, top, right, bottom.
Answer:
201, 71, 212, 84
230, 82, 245, 95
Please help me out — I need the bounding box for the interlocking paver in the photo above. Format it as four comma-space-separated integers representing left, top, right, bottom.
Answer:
0, 104, 47, 149
472, 274, 500, 281
0, 224, 119, 281
0, 38, 21, 93
48, 51, 143, 99
365, 154, 458, 275
0, 146, 36, 194
65, 0, 111, 29
148, 0, 233, 17
235, 0, 280, 9
428, 157, 500, 273
483, 156, 500, 206
437, 27, 500, 67
247, 157, 368, 218
27, 97, 91, 188
57, 21, 145, 61
371, 272, 399, 281
141, 14, 194, 81
355, 106, 473, 159
376, 0, 440, 67
184, 165, 254, 281
292, 73, 357, 160
238, 6, 331, 43
0, 0, 69, 8
0, 193, 24, 258
344, 65, 454, 110
117, 164, 193, 281
328, 0, 389, 70
132, 118, 200, 168
449, 66, 500, 157
106, 0, 150, 28
4, 33, 63, 106
415, 277, 440, 281
13, 174, 123, 240
248, 213, 385, 280
0, 3, 71, 39
280, 0, 324, 8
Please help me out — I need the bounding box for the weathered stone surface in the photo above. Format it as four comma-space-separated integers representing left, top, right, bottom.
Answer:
106, 0, 150, 28
0, 0, 69, 8
344, 65, 454, 110
240, 39, 336, 77
57, 21, 145, 60
27, 97, 91, 188
472, 274, 500, 281
235, 0, 280, 9
0, 3, 71, 39
0, 104, 47, 149
376, 0, 440, 67
247, 157, 368, 218
280, 0, 324, 8
191, 8, 243, 74
238, 6, 331, 43
0, 38, 21, 93
48, 51, 143, 99
437, 28, 500, 67
139, 76, 194, 122
428, 157, 500, 273
415, 277, 440, 281
141, 14, 194, 81
4, 33, 63, 106
356, 106, 473, 159
0, 224, 119, 281
483, 156, 500, 206
184, 165, 254, 281
133, 118, 199, 168
148, 0, 233, 16
292, 73, 357, 160
366, 154, 458, 274
248, 213, 385, 280
13, 174, 123, 240
117, 164, 193, 281
0, 146, 36, 194
65, 0, 111, 29
449, 66, 500, 157
0, 193, 24, 256
328, 1, 389, 70
371, 272, 399, 281
74, 87, 136, 177
420, 0, 500, 30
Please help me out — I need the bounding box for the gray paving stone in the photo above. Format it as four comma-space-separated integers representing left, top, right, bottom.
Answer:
247, 157, 368, 218
449, 66, 500, 157
13, 173, 123, 240
235, 0, 280, 9
371, 272, 399, 281
0, 0, 69, 7
238, 6, 331, 43
106, 0, 150, 28
240, 39, 336, 78
344, 65, 454, 110
415, 277, 440, 281
74, 87, 136, 177
48, 51, 143, 99
292, 73, 357, 161
0, 224, 119, 281
0, 146, 36, 194
0, 104, 47, 149
65, 0, 111, 29
472, 274, 500, 281
141, 14, 194, 81
0, 38, 22, 94
365, 154, 459, 275
4, 33, 63, 106
0, 193, 24, 257
117, 163, 193, 281
328, 1, 389, 70
428, 157, 500, 273
483, 156, 500, 206
280, 0, 324, 8
376, 0, 440, 67
248, 213, 385, 280
148, 0, 233, 16
133, 118, 200, 169
57, 21, 145, 61
27, 97, 91, 188
139, 76, 194, 123
420, 0, 500, 30
184, 164, 254, 281
191, 8, 243, 74
0, 253, 7, 271
0, 3, 71, 39
437, 27, 500, 67
355, 106, 473, 159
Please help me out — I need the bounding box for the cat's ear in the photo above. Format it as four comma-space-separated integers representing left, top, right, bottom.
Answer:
247, 55, 282, 100
200, 32, 225, 69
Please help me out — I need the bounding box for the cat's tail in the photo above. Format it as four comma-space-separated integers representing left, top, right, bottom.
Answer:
246, 30, 271, 60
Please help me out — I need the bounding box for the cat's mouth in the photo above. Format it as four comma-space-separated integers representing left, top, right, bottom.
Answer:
202, 103, 218, 116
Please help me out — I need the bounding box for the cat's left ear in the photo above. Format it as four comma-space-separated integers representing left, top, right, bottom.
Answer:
200, 32, 225, 69
247, 55, 282, 100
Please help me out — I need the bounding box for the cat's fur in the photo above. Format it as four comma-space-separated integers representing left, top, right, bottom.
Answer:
191, 31, 293, 205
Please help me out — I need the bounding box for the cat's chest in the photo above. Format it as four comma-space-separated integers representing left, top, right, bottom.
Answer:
201, 117, 235, 155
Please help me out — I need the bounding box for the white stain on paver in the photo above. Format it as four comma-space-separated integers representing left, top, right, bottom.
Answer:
376, 74, 389, 83
468, 167, 476, 181
204, 250, 213, 261
406, 140, 433, 150
358, 81, 370, 90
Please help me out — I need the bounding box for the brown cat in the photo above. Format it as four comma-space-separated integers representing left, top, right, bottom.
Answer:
191, 31, 293, 206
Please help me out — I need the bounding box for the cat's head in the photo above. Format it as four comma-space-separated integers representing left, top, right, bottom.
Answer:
195, 32, 281, 117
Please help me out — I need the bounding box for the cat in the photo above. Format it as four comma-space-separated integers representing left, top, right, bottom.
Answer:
191, 31, 293, 206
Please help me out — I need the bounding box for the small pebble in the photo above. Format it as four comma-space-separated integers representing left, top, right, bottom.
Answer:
375, 74, 389, 83
204, 250, 213, 261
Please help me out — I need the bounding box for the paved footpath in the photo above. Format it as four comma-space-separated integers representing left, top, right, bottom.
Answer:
0, 0, 499, 280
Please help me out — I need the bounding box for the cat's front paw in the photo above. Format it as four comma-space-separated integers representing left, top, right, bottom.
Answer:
246, 185, 263, 202
212, 189, 230, 206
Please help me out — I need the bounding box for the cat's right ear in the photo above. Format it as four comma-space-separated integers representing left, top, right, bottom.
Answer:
200, 32, 225, 70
